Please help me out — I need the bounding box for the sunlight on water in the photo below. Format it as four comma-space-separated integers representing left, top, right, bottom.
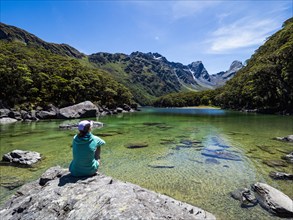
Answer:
0, 107, 292, 220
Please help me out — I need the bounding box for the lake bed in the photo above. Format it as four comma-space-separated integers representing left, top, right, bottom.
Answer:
0, 107, 292, 220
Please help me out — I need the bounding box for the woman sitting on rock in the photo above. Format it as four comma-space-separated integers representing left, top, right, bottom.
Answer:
69, 120, 105, 177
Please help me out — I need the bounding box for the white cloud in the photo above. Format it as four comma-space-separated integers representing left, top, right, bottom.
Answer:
207, 16, 280, 54
171, 1, 221, 19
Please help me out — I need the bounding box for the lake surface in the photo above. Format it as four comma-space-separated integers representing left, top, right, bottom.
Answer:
1, 107, 292, 219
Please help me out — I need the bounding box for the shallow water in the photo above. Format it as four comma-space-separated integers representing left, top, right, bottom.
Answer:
0, 107, 292, 220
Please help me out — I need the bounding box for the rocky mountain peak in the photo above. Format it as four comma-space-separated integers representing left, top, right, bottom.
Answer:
188, 61, 210, 80
229, 60, 243, 72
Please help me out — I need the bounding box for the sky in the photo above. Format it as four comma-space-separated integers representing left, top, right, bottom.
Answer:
1, 0, 292, 74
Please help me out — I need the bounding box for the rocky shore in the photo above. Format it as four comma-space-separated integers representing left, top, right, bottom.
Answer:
0, 101, 137, 124
0, 166, 216, 220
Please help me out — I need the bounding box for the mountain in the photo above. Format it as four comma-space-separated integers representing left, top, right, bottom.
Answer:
216, 17, 293, 114
0, 22, 85, 59
209, 61, 244, 87
89, 51, 242, 104
0, 22, 243, 106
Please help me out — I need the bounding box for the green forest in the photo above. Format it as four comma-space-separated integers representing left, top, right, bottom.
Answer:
0, 41, 134, 109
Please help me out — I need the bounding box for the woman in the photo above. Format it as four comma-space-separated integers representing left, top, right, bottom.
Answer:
69, 120, 105, 177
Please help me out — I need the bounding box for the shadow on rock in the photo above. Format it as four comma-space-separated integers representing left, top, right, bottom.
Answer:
58, 173, 96, 187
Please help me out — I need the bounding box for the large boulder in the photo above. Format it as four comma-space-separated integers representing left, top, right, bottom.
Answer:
0, 167, 216, 220
2, 150, 41, 166
58, 101, 99, 119
252, 182, 293, 218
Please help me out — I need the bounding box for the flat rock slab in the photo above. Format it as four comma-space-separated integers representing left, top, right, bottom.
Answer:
2, 150, 41, 166
0, 167, 216, 220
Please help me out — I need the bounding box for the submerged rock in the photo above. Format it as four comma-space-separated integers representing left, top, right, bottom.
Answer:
269, 171, 293, 180
252, 182, 293, 218
126, 143, 148, 149
263, 160, 288, 168
205, 158, 220, 165
148, 160, 175, 168
281, 152, 293, 163
2, 150, 41, 166
201, 149, 242, 161
274, 135, 293, 142
0, 167, 215, 220
0, 176, 25, 190
230, 188, 258, 208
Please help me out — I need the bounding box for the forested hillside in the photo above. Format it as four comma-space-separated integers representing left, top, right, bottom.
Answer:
155, 18, 293, 114
217, 17, 293, 114
0, 41, 134, 109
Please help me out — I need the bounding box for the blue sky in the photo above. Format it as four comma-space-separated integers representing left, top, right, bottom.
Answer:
1, 0, 292, 74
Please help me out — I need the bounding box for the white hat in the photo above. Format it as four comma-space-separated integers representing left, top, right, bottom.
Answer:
78, 120, 93, 131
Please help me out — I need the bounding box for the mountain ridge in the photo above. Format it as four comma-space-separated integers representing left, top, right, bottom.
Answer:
0, 22, 243, 105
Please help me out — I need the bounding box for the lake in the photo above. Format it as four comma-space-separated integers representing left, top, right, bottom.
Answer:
0, 107, 292, 220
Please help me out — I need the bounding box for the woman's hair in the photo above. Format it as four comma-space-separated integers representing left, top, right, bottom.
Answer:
78, 124, 91, 137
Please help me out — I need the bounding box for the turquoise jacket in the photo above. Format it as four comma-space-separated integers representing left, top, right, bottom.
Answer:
69, 132, 105, 177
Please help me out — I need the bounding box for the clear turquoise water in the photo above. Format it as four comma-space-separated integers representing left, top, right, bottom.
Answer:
0, 107, 292, 220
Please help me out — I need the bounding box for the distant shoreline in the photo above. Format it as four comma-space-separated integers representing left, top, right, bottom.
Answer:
178, 106, 221, 109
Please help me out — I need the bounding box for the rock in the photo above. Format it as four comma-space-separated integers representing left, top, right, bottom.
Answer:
0, 166, 215, 220
205, 158, 220, 164
263, 160, 288, 168
58, 101, 99, 119
126, 143, 148, 149
252, 182, 293, 218
148, 160, 175, 168
122, 104, 131, 111
230, 188, 258, 208
2, 150, 41, 166
274, 135, 293, 142
269, 171, 293, 180
59, 121, 103, 130
180, 139, 202, 145
39, 166, 66, 186
256, 145, 275, 154
36, 110, 57, 119
0, 176, 25, 190
201, 149, 242, 161
143, 122, 165, 126
116, 107, 124, 113
8, 110, 22, 120
281, 152, 293, 163
44, 104, 59, 114
0, 117, 18, 124
0, 108, 10, 118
